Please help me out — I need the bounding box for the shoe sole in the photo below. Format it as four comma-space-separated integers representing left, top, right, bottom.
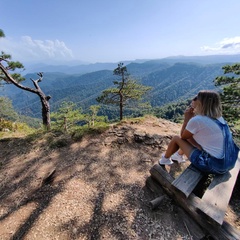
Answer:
172, 159, 186, 163
159, 161, 173, 165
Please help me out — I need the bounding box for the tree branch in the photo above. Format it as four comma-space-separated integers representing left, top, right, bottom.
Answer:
0, 63, 38, 94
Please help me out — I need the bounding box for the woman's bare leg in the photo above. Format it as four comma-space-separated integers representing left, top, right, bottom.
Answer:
164, 136, 195, 159
177, 149, 184, 155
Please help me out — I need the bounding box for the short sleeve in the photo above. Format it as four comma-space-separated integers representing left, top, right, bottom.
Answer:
186, 117, 199, 134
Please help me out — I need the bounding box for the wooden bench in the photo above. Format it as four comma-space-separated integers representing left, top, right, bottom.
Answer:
172, 153, 240, 225
197, 157, 240, 225
149, 153, 240, 239
172, 164, 204, 198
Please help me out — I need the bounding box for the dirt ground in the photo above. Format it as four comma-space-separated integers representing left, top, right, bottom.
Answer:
0, 116, 239, 240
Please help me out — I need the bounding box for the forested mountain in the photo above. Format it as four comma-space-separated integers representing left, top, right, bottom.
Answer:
22, 54, 240, 74
1, 70, 114, 118
0, 56, 238, 120
142, 62, 224, 106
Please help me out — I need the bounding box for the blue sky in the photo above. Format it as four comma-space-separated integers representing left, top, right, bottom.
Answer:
1, 0, 240, 64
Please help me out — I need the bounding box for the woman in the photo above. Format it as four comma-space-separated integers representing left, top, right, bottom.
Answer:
171, 96, 198, 163
159, 90, 239, 174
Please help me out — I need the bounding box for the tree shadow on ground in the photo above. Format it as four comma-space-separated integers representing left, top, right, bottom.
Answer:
0, 130, 163, 239
0, 126, 239, 239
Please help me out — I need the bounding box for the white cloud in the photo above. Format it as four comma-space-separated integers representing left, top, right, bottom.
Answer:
0, 36, 74, 63
201, 37, 240, 54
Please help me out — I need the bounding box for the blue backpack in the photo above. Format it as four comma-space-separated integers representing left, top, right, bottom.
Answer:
212, 119, 239, 172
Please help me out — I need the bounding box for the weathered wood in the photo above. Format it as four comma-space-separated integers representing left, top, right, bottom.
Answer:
146, 175, 206, 238
197, 155, 240, 225
146, 176, 164, 195
41, 168, 56, 186
149, 196, 165, 210
149, 164, 240, 240
178, 207, 205, 240
172, 164, 204, 197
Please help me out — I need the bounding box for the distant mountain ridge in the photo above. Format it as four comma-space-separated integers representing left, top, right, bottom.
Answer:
23, 54, 240, 74
0, 54, 239, 119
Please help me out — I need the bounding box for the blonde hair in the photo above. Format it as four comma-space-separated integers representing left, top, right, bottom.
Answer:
196, 90, 222, 118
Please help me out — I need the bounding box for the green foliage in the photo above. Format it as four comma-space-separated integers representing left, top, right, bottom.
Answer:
215, 63, 240, 124
4, 62, 223, 121
97, 63, 152, 120
0, 97, 18, 121
233, 119, 240, 146
215, 63, 240, 143
97, 79, 151, 105
13, 122, 35, 133
0, 53, 25, 83
0, 97, 36, 132
51, 101, 85, 132
84, 105, 108, 127
0, 119, 13, 131
1, 30, 51, 131
0, 96, 41, 129
0, 29, 5, 37
71, 123, 109, 141
18, 115, 42, 129
153, 100, 190, 123
1, 29, 25, 83
0, 118, 35, 135
51, 101, 108, 134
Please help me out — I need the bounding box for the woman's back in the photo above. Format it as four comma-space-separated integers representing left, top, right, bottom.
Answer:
186, 115, 224, 158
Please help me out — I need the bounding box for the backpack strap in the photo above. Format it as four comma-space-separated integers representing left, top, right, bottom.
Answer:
210, 118, 239, 171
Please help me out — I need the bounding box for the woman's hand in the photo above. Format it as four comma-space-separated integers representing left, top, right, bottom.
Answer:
184, 106, 195, 122
180, 106, 195, 136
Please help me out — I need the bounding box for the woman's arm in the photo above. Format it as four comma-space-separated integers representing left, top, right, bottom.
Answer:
181, 107, 203, 151
181, 129, 202, 150
180, 106, 195, 136
181, 129, 193, 139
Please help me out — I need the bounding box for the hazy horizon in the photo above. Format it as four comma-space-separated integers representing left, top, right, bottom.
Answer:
2, 0, 240, 64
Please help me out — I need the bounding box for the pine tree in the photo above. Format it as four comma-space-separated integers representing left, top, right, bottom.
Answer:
0, 29, 51, 130
97, 63, 151, 120
215, 63, 240, 123
51, 101, 84, 132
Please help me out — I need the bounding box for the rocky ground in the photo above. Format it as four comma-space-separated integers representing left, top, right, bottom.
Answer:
0, 116, 239, 240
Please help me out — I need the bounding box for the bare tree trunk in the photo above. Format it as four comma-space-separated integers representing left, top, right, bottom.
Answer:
119, 93, 123, 121
31, 74, 51, 130
41, 99, 51, 131
91, 117, 95, 127
119, 70, 125, 121
63, 116, 67, 132
0, 65, 51, 130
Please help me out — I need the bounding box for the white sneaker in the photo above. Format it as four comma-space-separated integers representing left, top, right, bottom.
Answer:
171, 152, 186, 163
159, 154, 173, 165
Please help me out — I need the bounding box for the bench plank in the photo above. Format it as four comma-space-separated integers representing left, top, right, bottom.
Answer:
150, 164, 240, 239
197, 154, 240, 225
172, 164, 204, 197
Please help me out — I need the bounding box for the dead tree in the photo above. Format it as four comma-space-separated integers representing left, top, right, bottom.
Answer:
0, 64, 51, 130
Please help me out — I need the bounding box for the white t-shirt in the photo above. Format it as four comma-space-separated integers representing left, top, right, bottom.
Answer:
186, 115, 224, 158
